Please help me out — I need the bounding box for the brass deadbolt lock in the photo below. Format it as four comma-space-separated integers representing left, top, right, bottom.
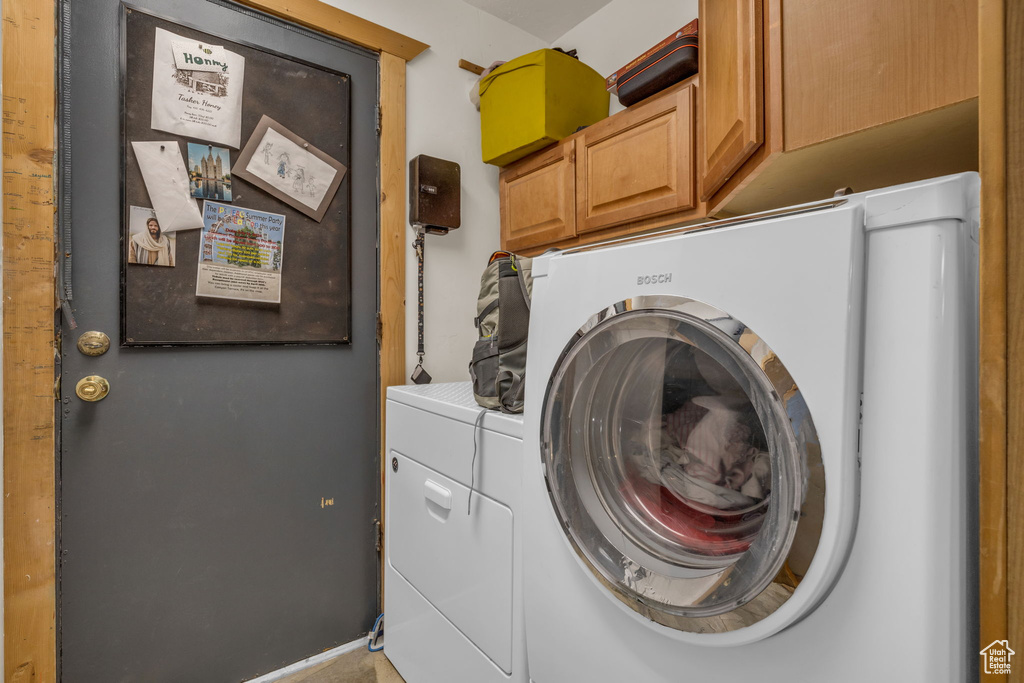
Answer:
75, 376, 110, 402
77, 331, 111, 357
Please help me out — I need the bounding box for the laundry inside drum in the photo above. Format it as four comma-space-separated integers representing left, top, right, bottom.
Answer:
584, 332, 773, 567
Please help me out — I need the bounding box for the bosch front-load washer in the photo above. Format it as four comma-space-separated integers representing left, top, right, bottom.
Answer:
522, 174, 979, 682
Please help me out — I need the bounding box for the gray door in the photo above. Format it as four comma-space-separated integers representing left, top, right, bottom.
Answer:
59, 2, 380, 681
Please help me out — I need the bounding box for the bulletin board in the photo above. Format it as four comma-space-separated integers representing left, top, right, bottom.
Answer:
121, 6, 353, 345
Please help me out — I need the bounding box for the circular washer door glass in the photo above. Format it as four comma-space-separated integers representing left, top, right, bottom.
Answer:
541, 296, 824, 633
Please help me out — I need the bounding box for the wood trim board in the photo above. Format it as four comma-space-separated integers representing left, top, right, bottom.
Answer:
1002, 0, 1024, 678
979, 0, 1009, 679
3, 1, 58, 680
378, 50, 407, 608
235, 0, 428, 61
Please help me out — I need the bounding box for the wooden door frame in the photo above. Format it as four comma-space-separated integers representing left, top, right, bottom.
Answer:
1, 0, 426, 678
978, 0, 1023, 680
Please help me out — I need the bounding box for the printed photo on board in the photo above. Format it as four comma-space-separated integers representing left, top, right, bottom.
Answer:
127, 206, 176, 267
188, 143, 232, 201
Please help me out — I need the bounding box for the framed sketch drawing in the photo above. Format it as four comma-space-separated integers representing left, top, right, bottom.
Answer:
232, 115, 347, 222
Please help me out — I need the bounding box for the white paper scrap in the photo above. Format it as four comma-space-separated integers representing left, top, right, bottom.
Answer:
170, 39, 229, 73
132, 141, 204, 233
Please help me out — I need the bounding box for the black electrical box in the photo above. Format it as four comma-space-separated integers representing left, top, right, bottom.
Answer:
409, 155, 461, 234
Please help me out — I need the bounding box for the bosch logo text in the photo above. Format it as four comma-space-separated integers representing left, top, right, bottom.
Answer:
637, 273, 673, 285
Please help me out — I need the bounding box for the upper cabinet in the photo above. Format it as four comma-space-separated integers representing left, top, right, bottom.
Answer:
697, 0, 763, 200
499, 0, 979, 253
499, 140, 576, 253
709, 0, 978, 216
499, 78, 703, 255
781, 0, 978, 151
577, 83, 695, 234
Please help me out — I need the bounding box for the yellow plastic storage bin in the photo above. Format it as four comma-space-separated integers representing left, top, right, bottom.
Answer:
479, 49, 609, 167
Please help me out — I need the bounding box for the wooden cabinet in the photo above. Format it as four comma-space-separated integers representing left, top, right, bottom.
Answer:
499, 79, 703, 255
499, 139, 576, 253
499, 0, 979, 252
780, 0, 977, 152
707, 0, 978, 216
576, 84, 695, 233
698, 0, 763, 200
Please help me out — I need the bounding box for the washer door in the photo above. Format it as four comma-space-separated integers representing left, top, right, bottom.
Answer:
541, 296, 825, 634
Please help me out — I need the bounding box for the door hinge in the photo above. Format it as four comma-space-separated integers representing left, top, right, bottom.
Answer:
376, 104, 382, 136
376, 311, 383, 346
374, 518, 383, 554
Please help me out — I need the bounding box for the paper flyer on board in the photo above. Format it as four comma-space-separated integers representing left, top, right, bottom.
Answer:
196, 202, 285, 303
151, 28, 245, 148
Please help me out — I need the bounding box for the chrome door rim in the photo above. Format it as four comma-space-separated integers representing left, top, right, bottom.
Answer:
540, 295, 826, 633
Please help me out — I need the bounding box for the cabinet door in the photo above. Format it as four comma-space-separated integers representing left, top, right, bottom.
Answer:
781, 0, 977, 150
576, 83, 695, 234
500, 139, 576, 252
698, 0, 763, 200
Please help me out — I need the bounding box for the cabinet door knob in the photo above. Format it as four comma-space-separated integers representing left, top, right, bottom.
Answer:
75, 376, 110, 402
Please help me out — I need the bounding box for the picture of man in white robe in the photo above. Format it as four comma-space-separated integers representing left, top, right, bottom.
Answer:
128, 213, 176, 267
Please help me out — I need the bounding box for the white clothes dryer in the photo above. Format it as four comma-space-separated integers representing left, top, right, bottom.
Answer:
522, 174, 979, 682
385, 383, 528, 683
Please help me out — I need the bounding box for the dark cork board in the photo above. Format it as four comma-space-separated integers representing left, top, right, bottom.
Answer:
121, 7, 352, 344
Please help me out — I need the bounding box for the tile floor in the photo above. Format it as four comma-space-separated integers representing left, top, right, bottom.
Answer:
275, 649, 405, 683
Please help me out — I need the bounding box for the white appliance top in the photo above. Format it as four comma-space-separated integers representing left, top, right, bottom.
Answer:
387, 382, 525, 440
531, 172, 980, 278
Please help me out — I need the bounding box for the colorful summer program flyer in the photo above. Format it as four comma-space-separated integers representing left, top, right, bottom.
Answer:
195, 201, 285, 304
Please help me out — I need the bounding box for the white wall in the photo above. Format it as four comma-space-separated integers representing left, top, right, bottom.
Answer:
321, 0, 546, 383
552, 0, 699, 115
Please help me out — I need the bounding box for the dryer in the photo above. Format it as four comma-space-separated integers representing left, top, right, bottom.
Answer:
385, 383, 528, 683
522, 174, 979, 682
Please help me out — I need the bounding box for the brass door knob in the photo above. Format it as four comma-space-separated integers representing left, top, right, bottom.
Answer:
75, 376, 110, 402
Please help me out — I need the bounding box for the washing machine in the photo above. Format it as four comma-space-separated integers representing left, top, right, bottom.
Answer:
384, 382, 528, 683
522, 174, 979, 682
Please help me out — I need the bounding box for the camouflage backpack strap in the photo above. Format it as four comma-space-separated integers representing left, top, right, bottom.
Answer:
514, 255, 532, 311
469, 253, 505, 410
495, 255, 530, 414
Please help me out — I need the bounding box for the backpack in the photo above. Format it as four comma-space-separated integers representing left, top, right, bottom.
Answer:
469, 251, 532, 413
